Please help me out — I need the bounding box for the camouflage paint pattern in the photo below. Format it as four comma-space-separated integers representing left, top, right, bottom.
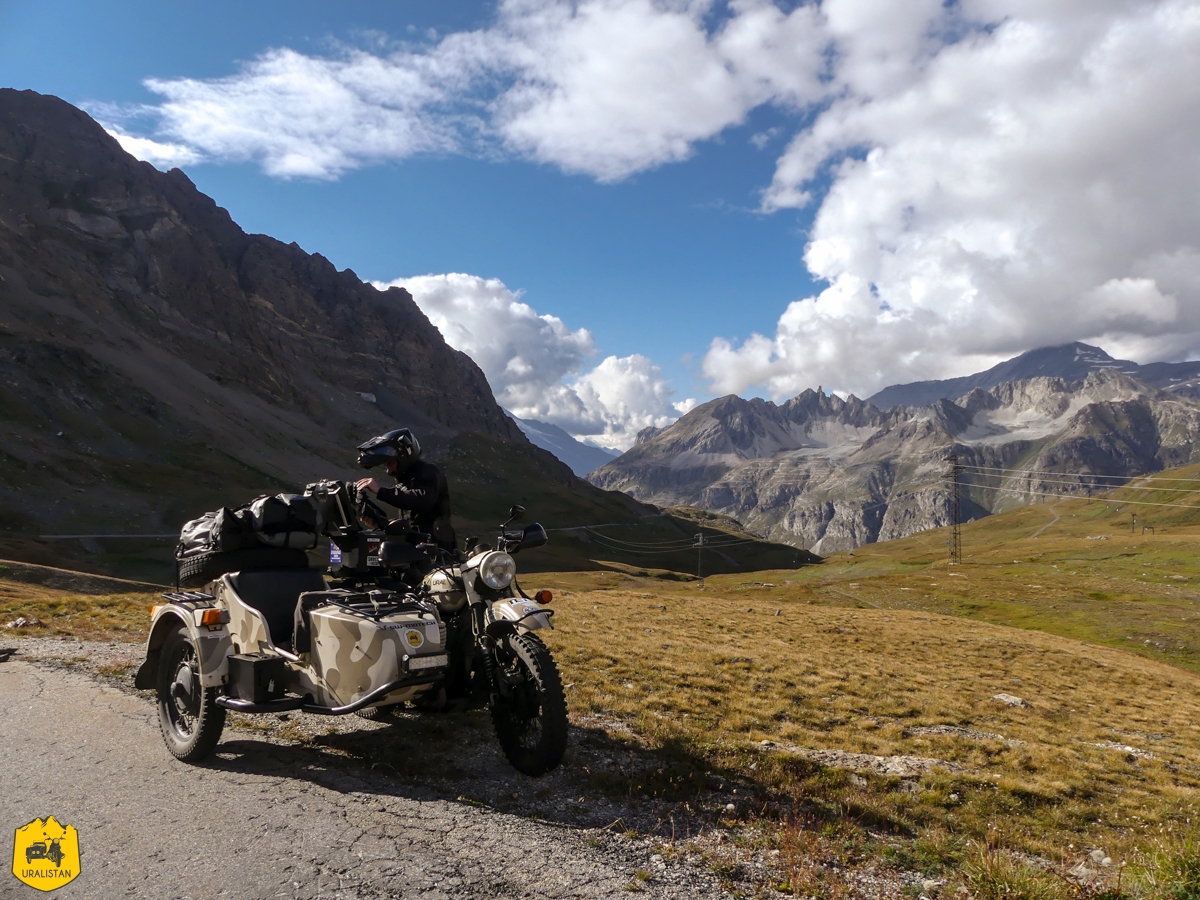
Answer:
215, 576, 274, 654
303, 606, 447, 707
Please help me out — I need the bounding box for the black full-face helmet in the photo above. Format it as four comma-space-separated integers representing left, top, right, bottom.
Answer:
357, 428, 421, 473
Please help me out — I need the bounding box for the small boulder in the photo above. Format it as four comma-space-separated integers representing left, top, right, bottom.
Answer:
992, 692, 1030, 708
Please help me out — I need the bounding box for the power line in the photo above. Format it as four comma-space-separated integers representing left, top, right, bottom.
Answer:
958, 473, 1200, 496
981, 484, 1200, 511
578, 530, 698, 548
959, 463, 1200, 484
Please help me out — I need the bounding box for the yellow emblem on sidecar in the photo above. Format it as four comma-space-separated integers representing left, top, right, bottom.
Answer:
12, 816, 80, 891
404, 629, 424, 648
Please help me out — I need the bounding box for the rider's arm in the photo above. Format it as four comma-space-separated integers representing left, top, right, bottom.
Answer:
376, 468, 439, 513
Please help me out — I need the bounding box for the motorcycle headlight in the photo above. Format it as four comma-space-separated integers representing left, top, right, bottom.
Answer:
479, 551, 516, 590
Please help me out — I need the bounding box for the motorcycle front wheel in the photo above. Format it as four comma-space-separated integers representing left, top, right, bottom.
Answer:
489, 632, 568, 776
156, 624, 226, 762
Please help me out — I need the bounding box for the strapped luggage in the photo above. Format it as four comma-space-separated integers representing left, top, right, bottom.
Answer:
176, 494, 321, 559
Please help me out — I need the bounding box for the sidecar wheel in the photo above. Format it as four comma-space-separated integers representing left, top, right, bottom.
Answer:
156, 624, 226, 762
490, 632, 568, 776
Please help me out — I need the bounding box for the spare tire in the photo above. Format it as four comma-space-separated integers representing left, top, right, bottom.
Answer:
178, 547, 310, 588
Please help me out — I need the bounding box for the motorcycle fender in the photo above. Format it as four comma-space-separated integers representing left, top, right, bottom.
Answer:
487, 598, 553, 636
134, 606, 231, 690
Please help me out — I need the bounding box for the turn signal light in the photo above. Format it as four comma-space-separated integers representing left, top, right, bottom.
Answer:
199, 608, 224, 626
534, 590, 553, 604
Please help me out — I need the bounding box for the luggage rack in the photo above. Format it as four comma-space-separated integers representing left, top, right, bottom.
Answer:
306, 589, 432, 622
161, 591, 217, 609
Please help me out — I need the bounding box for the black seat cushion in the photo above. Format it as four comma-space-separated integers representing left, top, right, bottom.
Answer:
228, 568, 327, 648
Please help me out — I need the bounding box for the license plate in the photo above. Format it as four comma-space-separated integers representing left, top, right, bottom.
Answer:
408, 654, 448, 671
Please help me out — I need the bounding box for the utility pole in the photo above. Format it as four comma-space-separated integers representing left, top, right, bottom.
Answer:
948, 452, 962, 565
695, 532, 704, 584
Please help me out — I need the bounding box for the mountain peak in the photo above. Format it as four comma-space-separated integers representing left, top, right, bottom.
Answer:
866, 341, 1200, 410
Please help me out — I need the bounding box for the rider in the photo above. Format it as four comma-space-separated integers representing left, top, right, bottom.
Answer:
355, 428, 458, 551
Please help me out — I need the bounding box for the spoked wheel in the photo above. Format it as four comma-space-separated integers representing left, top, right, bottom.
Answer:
490, 632, 567, 776
156, 624, 226, 762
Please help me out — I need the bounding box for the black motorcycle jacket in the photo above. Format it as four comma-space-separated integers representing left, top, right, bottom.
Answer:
375, 460, 457, 550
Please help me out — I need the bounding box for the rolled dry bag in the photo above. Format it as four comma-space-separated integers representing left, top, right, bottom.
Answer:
247, 494, 320, 550
176, 506, 257, 558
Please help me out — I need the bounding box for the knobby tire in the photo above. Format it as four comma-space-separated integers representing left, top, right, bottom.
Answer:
156, 624, 226, 762
490, 631, 568, 776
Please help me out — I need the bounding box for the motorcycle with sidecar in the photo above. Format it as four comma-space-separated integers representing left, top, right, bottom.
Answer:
135, 482, 566, 776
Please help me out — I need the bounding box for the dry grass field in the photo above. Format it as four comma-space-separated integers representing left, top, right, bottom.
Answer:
5, 468, 1200, 896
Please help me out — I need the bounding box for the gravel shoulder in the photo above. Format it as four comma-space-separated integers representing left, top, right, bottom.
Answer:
0, 637, 730, 900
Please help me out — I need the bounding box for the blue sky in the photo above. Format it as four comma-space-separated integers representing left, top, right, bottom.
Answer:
3, 1, 1198, 448
0, 1, 820, 418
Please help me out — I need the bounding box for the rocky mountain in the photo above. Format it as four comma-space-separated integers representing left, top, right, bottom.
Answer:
868, 342, 1200, 409
589, 369, 1200, 553
507, 413, 619, 476
0, 89, 541, 540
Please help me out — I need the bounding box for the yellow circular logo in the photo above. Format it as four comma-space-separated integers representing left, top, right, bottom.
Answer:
404, 630, 424, 649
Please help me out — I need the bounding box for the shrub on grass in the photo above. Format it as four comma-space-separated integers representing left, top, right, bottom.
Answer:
962, 846, 1066, 900
1139, 835, 1200, 900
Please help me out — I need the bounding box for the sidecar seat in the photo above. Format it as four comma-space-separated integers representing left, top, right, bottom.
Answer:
227, 568, 327, 650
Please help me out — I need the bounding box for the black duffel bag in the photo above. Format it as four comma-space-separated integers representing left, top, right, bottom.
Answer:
177, 506, 258, 558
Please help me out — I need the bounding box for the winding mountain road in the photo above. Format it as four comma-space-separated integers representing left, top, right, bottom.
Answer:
0, 651, 722, 899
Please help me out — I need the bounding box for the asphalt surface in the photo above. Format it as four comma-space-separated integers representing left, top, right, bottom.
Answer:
0, 653, 724, 900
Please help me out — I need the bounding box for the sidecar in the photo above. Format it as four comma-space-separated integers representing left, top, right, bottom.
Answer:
134, 566, 449, 762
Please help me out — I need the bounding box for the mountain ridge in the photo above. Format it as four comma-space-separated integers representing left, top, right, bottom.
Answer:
590, 368, 1200, 553
868, 341, 1200, 409
506, 412, 618, 476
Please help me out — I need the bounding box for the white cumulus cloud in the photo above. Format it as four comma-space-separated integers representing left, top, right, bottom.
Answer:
137, 47, 461, 178
102, 0, 1200, 397
374, 273, 693, 449
706, 0, 1200, 399
104, 127, 203, 169
98, 0, 828, 181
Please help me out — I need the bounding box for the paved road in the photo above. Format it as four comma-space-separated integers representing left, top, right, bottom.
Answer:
0, 655, 721, 899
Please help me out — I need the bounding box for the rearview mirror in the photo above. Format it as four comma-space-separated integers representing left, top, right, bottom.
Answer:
507, 505, 526, 522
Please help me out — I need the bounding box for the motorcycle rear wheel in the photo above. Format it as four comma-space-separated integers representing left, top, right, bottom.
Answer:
156, 624, 226, 762
490, 632, 567, 776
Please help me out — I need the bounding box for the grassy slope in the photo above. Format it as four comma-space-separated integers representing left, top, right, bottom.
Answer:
722, 461, 1200, 674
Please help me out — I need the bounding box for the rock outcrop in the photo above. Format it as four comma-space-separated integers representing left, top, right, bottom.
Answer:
589, 370, 1200, 553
